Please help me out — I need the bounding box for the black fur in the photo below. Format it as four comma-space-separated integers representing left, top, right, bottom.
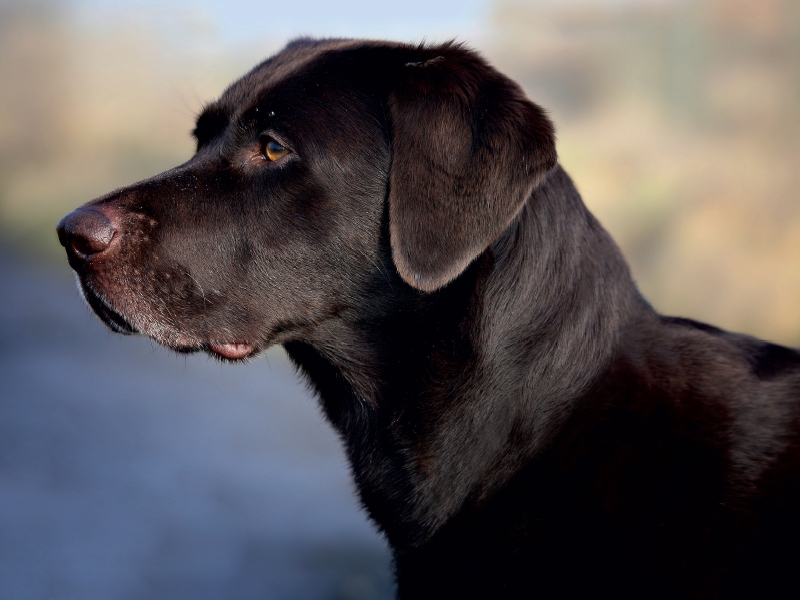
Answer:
57, 39, 800, 598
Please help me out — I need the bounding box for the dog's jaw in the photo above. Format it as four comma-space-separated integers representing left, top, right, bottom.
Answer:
75, 267, 263, 361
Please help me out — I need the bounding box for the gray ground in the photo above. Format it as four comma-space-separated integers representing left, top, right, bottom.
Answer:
0, 249, 394, 600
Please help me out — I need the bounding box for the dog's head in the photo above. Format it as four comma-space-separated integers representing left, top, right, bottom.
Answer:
57, 39, 556, 360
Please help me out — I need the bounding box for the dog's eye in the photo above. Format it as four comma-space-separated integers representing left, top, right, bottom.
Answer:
264, 140, 290, 161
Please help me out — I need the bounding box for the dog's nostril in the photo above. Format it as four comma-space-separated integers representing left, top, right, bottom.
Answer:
57, 208, 117, 261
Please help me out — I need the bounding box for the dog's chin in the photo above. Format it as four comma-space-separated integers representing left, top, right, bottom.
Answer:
78, 281, 139, 335
76, 278, 260, 362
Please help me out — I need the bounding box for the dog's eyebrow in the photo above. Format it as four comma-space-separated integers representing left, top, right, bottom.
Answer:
192, 106, 230, 148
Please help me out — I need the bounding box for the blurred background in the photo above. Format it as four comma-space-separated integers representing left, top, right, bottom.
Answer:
1, 0, 798, 598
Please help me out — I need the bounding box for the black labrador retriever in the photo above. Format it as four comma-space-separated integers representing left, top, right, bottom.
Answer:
57, 39, 800, 598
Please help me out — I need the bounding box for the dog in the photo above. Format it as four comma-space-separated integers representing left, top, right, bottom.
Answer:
57, 39, 800, 598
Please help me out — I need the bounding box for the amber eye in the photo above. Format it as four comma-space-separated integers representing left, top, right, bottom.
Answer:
264, 139, 290, 161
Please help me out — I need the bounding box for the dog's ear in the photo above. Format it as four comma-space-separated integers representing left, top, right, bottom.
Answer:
387, 45, 557, 292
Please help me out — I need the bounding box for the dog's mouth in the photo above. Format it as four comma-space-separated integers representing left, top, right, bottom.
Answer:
79, 281, 139, 335
76, 277, 257, 361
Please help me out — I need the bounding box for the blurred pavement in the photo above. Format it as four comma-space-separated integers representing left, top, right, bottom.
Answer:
0, 248, 394, 600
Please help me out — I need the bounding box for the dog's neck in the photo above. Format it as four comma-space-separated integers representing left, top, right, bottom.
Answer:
284, 165, 649, 549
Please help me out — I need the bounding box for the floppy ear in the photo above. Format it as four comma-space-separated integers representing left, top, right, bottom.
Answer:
388, 45, 557, 292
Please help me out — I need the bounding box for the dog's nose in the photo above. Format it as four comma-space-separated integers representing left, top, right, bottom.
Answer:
57, 208, 118, 262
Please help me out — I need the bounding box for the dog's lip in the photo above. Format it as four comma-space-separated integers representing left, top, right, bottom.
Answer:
207, 342, 255, 360
80, 283, 138, 335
